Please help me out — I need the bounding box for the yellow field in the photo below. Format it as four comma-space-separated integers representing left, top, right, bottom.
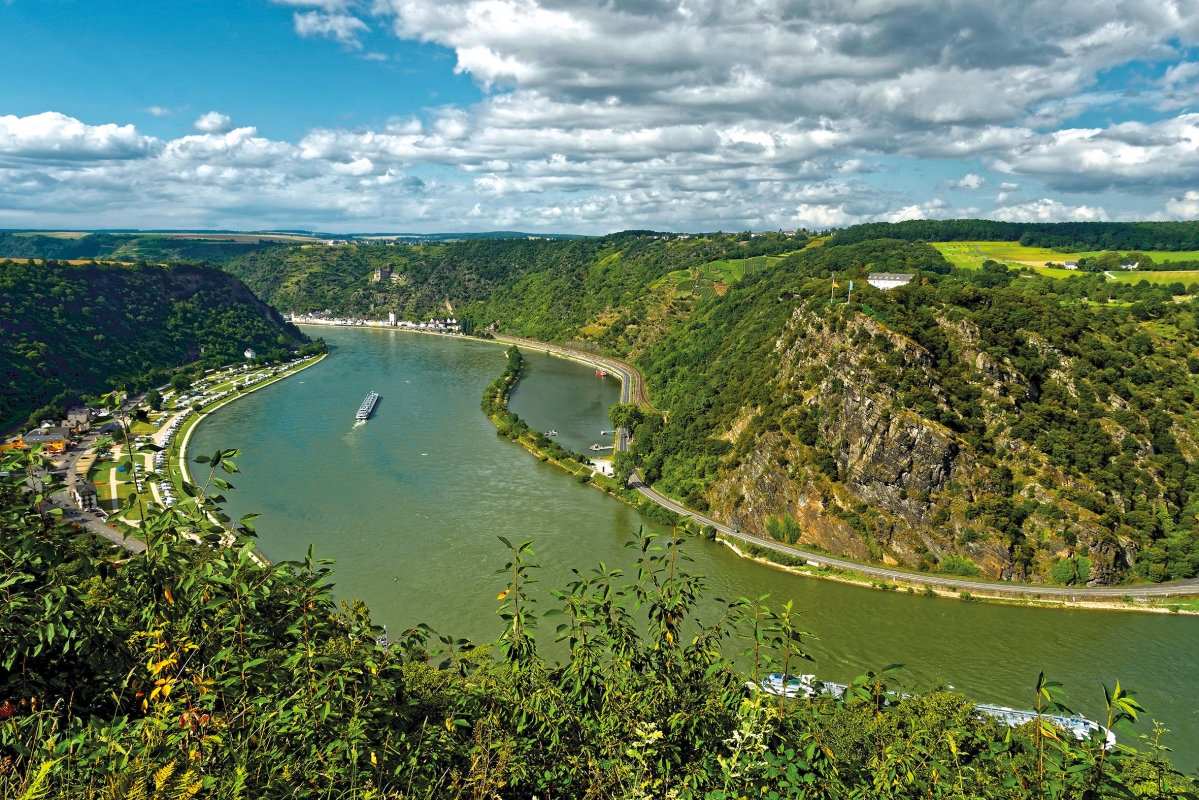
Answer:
934, 241, 1199, 270
1107, 270, 1199, 285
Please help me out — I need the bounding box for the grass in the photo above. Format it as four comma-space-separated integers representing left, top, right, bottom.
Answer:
935, 241, 1199, 271
1106, 270, 1199, 286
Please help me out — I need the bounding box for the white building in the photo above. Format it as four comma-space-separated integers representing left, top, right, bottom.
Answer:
388, 311, 397, 325
244, 348, 256, 359
1064, 261, 1078, 269
866, 273, 915, 291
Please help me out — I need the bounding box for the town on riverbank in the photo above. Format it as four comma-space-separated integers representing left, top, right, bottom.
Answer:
7, 351, 325, 552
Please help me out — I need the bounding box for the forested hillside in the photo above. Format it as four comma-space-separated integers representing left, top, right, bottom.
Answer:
831, 220, 1199, 251
221, 233, 805, 325
0, 232, 279, 264
0, 259, 310, 430
613, 242, 1199, 586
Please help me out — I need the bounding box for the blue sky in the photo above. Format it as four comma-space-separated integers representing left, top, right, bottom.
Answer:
2, 0, 1199, 233
3, 0, 478, 142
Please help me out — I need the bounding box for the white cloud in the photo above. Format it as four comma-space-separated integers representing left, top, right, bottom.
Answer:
194, 112, 234, 133
145, 106, 173, 117
991, 114, 1199, 191
1158, 62, 1199, 111
956, 173, 985, 190
1165, 191, 1199, 219
293, 10, 370, 49
990, 199, 1109, 222
0, 112, 159, 162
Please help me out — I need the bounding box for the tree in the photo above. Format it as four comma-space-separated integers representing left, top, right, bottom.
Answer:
170, 373, 192, 393
612, 450, 635, 486
609, 402, 644, 431
145, 388, 162, 411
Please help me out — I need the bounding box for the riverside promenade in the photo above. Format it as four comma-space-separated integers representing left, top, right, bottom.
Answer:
494, 334, 1199, 603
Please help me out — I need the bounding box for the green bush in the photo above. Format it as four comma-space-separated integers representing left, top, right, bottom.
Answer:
939, 553, 981, 576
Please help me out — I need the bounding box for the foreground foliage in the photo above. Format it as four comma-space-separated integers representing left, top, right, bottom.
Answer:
0, 443, 1193, 799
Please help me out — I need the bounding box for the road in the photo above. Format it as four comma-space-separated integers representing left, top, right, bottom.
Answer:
494, 334, 1199, 601
47, 494, 146, 554
42, 397, 151, 555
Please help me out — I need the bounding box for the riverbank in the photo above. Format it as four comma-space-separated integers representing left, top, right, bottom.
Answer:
486, 334, 1199, 612
481, 343, 686, 522
165, 353, 327, 561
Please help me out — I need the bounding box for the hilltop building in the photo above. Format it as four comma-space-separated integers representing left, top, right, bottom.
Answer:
244, 348, 256, 360
372, 264, 401, 282
866, 273, 915, 291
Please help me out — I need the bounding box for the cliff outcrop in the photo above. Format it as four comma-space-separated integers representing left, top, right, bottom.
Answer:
700, 306, 1149, 585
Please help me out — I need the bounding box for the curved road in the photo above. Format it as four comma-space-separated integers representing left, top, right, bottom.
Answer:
495, 334, 1199, 601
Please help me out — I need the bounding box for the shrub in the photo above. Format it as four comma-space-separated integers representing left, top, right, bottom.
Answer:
939, 553, 980, 576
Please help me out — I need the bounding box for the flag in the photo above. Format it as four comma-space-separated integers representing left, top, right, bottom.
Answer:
832, 280, 840, 288
849, 280, 854, 291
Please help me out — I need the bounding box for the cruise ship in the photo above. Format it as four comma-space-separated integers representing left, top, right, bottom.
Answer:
754, 673, 1115, 747
356, 392, 379, 421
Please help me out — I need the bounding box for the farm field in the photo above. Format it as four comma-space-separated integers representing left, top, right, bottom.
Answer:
1107, 270, 1199, 286
933, 241, 1199, 270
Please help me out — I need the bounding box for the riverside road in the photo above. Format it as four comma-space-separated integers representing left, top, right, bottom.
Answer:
498, 334, 1199, 602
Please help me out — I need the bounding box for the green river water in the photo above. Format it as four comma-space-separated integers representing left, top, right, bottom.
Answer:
191, 327, 1199, 767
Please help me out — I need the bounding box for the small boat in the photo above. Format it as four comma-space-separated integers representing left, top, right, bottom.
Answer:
596, 368, 607, 377
546, 430, 558, 436
356, 391, 380, 421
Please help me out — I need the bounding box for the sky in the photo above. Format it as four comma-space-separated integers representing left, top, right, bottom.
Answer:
3, 0, 1199, 234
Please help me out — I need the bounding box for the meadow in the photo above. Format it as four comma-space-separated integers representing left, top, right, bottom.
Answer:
934, 241, 1199, 270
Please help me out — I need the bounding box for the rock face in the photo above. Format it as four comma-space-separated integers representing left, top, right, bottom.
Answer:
702, 308, 1135, 585
834, 385, 957, 527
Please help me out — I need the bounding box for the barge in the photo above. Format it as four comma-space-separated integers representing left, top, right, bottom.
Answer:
356, 391, 380, 421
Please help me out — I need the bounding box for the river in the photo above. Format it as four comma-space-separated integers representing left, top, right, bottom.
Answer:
191, 327, 1199, 766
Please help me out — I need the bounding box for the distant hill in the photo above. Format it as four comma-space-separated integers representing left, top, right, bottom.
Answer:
0, 259, 313, 430
0, 232, 282, 264
362, 230, 588, 242
220, 232, 803, 324
830, 220, 1199, 251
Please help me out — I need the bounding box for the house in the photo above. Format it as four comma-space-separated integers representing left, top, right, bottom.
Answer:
388, 311, 397, 325
866, 273, 915, 291
16, 428, 70, 453
244, 348, 257, 360
66, 407, 91, 429
1064, 261, 1078, 269
70, 476, 97, 510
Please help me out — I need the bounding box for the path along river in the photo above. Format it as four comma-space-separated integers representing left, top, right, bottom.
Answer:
191, 326, 1199, 767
